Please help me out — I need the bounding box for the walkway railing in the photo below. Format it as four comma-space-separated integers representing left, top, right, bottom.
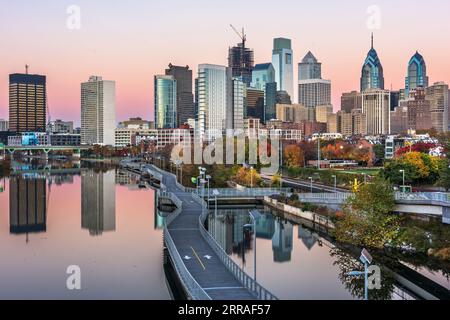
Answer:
194, 193, 278, 300
202, 188, 291, 198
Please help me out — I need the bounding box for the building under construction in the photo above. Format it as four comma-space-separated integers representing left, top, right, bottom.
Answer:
228, 26, 254, 87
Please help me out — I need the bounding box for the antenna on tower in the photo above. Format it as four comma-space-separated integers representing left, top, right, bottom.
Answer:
371, 33, 374, 49
25, 64, 29, 74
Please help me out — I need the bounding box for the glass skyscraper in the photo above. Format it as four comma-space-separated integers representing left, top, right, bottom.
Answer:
272, 38, 294, 100
154, 75, 177, 129
405, 51, 429, 98
360, 34, 384, 92
251, 63, 277, 122
298, 51, 321, 80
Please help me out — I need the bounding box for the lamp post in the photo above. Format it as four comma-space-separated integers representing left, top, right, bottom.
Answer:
332, 175, 337, 192
250, 166, 254, 189
249, 209, 262, 281
317, 136, 321, 170
213, 189, 220, 238
347, 249, 373, 301
399, 170, 405, 192
206, 175, 211, 209
280, 141, 283, 193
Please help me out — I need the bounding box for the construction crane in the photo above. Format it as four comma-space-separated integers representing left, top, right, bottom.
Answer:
230, 24, 247, 69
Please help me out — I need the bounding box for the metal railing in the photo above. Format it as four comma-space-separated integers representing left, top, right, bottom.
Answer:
194, 193, 278, 300
200, 188, 291, 198
163, 228, 211, 300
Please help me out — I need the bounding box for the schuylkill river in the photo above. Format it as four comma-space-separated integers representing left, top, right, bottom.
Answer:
0, 164, 449, 300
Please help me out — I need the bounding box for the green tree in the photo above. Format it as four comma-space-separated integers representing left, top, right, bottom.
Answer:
334, 177, 400, 249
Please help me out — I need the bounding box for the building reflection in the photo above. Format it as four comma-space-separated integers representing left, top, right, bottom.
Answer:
255, 214, 275, 239
9, 176, 47, 236
272, 219, 293, 263
298, 225, 318, 251
81, 170, 116, 236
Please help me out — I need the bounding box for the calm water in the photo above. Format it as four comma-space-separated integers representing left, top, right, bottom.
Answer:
207, 208, 450, 300
0, 168, 170, 300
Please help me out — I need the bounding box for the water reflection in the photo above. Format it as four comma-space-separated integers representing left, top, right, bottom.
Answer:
81, 170, 116, 236
0, 164, 169, 300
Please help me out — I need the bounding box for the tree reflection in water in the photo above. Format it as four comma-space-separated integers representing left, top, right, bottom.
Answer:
330, 248, 396, 300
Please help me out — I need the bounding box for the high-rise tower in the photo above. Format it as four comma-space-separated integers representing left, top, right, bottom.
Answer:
361, 34, 384, 92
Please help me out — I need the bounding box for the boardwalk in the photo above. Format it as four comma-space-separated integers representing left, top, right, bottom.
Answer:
160, 169, 258, 300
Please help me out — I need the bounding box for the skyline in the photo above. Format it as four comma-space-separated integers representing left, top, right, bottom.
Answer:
1, 0, 450, 125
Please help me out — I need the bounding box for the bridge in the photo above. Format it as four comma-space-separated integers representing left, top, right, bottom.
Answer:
142, 164, 278, 300
0, 145, 90, 158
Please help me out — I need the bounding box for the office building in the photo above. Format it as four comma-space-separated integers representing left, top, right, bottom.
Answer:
316, 105, 333, 124
405, 51, 428, 98
276, 104, 309, 123
154, 75, 177, 129
251, 63, 277, 121
196, 64, 233, 138
362, 89, 391, 135
232, 78, 245, 130
165, 64, 194, 127
390, 103, 409, 135
9, 73, 46, 133
360, 34, 384, 92
327, 113, 339, 133
272, 38, 294, 99
390, 91, 401, 111
228, 43, 254, 86
49, 134, 81, 146
426, 82, 449, 133
407, 88, 432, 132
81, 76, 116, 146
246, 88, 265, 122
341, 91, 362, 113
47, 120, 73, 134
298, 51, 322, 80
0, 119, 9, 132
276, 91, 291, 105
118, 117, 154, 130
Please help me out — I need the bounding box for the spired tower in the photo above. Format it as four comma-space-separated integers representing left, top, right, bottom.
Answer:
360, 33, 385, 92
405, 51, 429, 98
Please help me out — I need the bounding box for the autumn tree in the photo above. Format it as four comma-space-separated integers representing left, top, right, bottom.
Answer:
284, 144, 304, 168
334, 177, 400, 249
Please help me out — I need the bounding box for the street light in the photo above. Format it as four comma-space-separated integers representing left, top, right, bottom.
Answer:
250, 166, 254, 189
332, 175, 337, 192
212, 189, 220, 237
249, 209, 262, 281
399, 170, 405, 191
347, 249, 373, 301
206, 175, 211, 209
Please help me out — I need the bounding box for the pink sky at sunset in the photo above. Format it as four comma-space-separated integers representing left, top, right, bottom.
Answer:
0, 0, 449, 126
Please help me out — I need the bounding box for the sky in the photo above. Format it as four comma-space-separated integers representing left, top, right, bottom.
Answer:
1, 0, 450, 126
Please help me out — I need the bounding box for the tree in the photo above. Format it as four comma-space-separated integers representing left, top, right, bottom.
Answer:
284, 144, 304, 168
234, 167, 262, 187
334, 177, 400, 249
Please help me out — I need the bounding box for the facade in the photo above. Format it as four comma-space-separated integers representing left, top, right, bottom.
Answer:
426, 82, 449, 133
154, 75, 177, 129
118, 117, 154, 130
228, 43, 254, 86
165, 64, 194, 127
114, 128, 156, 147
407, 88, 432, 132
390, 103, 409, 135
196, 64, 233, 139
360, 35, 384, 92
341, 91, 362, 113
298, 51, 322, 81
276, 91, 292, 105
362, 89, 391, 135
315, 105, 333, 124
47, 120, 73, 134
298, 79, 331, 108
246, 88, 265, 122
327, 113, 338, 133
81, 76, 116, 146
49, 134, 81, 146
405, 51, 428, 98
251, 63, 277, 122
9, 73, 46, 133
276, 104, 308, 123
390, 91, 401, 111
232, 78, 245, 130
0, 119, 9, 132
272, 38, 294, 99
339, 111, 353, 137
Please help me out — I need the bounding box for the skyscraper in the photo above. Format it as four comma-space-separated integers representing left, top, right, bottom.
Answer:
298, 51, 322, 80
231, 78, 245, 130
272, 38, 294, 99
362, 89, 391, 135
426, 82, 449, 133
405, 51, 428, 98
228, 43, 254, 87
251, 63, 277, 122
246, 88, 265, 121
81, 76, 116, 146
154, 75, 177, 129
361, 34, 384, 92
341, 91, 362, 113
165, 64, 194, 127
407, 88, 432, 132
9, 73, 46, 133
298, 52, 331, 121
196, 64, 233, 139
